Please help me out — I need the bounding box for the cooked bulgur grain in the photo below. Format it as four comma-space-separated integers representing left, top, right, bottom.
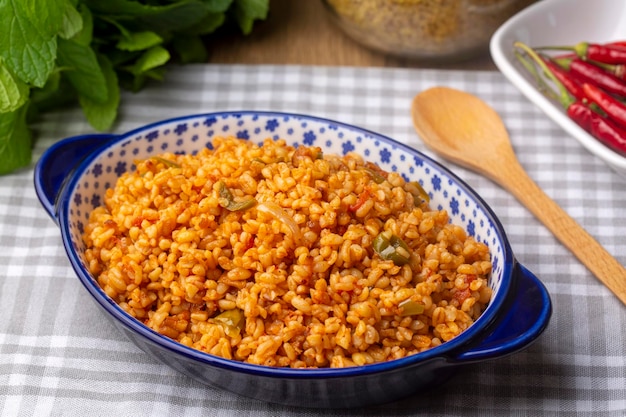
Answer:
83, 137, 492, 368
324, 0, 536, 58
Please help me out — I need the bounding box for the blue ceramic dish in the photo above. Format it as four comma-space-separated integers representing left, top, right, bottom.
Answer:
34, 111, 551, 408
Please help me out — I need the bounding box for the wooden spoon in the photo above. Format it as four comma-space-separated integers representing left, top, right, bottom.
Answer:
411, 86, 626, 305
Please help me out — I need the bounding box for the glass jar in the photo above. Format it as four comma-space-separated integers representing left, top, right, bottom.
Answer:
322, 0, 537, 62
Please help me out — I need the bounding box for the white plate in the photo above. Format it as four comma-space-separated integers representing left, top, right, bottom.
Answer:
490, 0, 626, 177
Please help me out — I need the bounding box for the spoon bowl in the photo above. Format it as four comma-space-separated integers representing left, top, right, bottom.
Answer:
412, 86, 626, 305
411, 87, 514, 183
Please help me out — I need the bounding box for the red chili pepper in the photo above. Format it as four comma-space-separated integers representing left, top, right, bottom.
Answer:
553, 51, 626, 81
583, 61, 626, 81
582, 83, 626, 129
583, 43, 626, 64
543, 56, 586, 101
567, 58, 626, 97
604, 40, 626, 50
588, 113, 626, 155
541, 41, 626, 65
515, 41, 626, 155
567, 101, 595, 132
568, 101, 626, 154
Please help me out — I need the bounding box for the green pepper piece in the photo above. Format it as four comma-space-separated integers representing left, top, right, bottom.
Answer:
398, 299, 425, 316
372, 230, 411, 265
363, 167, 386, 184
217, 181, 257, 211
213, 308, 245, 338
407, 181, 430, 203
151, 156, 181, 168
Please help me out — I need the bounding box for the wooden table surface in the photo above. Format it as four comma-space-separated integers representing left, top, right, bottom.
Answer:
206, 0, 498, 71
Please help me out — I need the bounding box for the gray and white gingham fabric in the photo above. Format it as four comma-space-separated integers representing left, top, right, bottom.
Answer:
1, 64, 625, 417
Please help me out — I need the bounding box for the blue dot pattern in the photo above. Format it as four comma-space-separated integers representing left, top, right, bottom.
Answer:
66, 112, 506, 299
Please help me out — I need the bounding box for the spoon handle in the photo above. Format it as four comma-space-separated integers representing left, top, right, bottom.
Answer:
497, 159, 626, 305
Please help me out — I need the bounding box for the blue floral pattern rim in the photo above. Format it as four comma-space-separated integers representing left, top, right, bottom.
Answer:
59, 111, 514, 376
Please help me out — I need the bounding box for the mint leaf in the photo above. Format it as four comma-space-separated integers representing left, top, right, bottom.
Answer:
0, 1, 58, 87
84, 0, 210, 32
105, 49, 142, 67
79, 55, 119, 131
72, 4, 93, 46
59, 0, 83, 40
133, 2, 212, 33
119, 46, 170, 92
181, 12, 225, 36
82, 0, 161, 15
0, 103, 32, 175
0, 0, 272, 175
232, 0, 268, 35
0, 61, 29, 113
131, 46, 171, 75
117, 31, 163, 52
171, 35, 208, 63
22, 0, 65, 37
144, 68, 166, 82
200, 0, 233, 13
57, 38, 108, 103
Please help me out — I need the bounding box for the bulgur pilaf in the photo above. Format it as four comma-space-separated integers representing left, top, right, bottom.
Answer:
83, 137, 492, 368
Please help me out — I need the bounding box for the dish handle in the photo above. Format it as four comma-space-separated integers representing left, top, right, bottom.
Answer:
453, 262, 552, 363
34, 134, 116, 223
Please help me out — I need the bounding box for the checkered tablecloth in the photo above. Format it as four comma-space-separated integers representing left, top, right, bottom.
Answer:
1, 64, 625, 417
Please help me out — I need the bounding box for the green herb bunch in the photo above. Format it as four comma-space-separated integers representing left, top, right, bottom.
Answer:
0, 0, 269, 175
